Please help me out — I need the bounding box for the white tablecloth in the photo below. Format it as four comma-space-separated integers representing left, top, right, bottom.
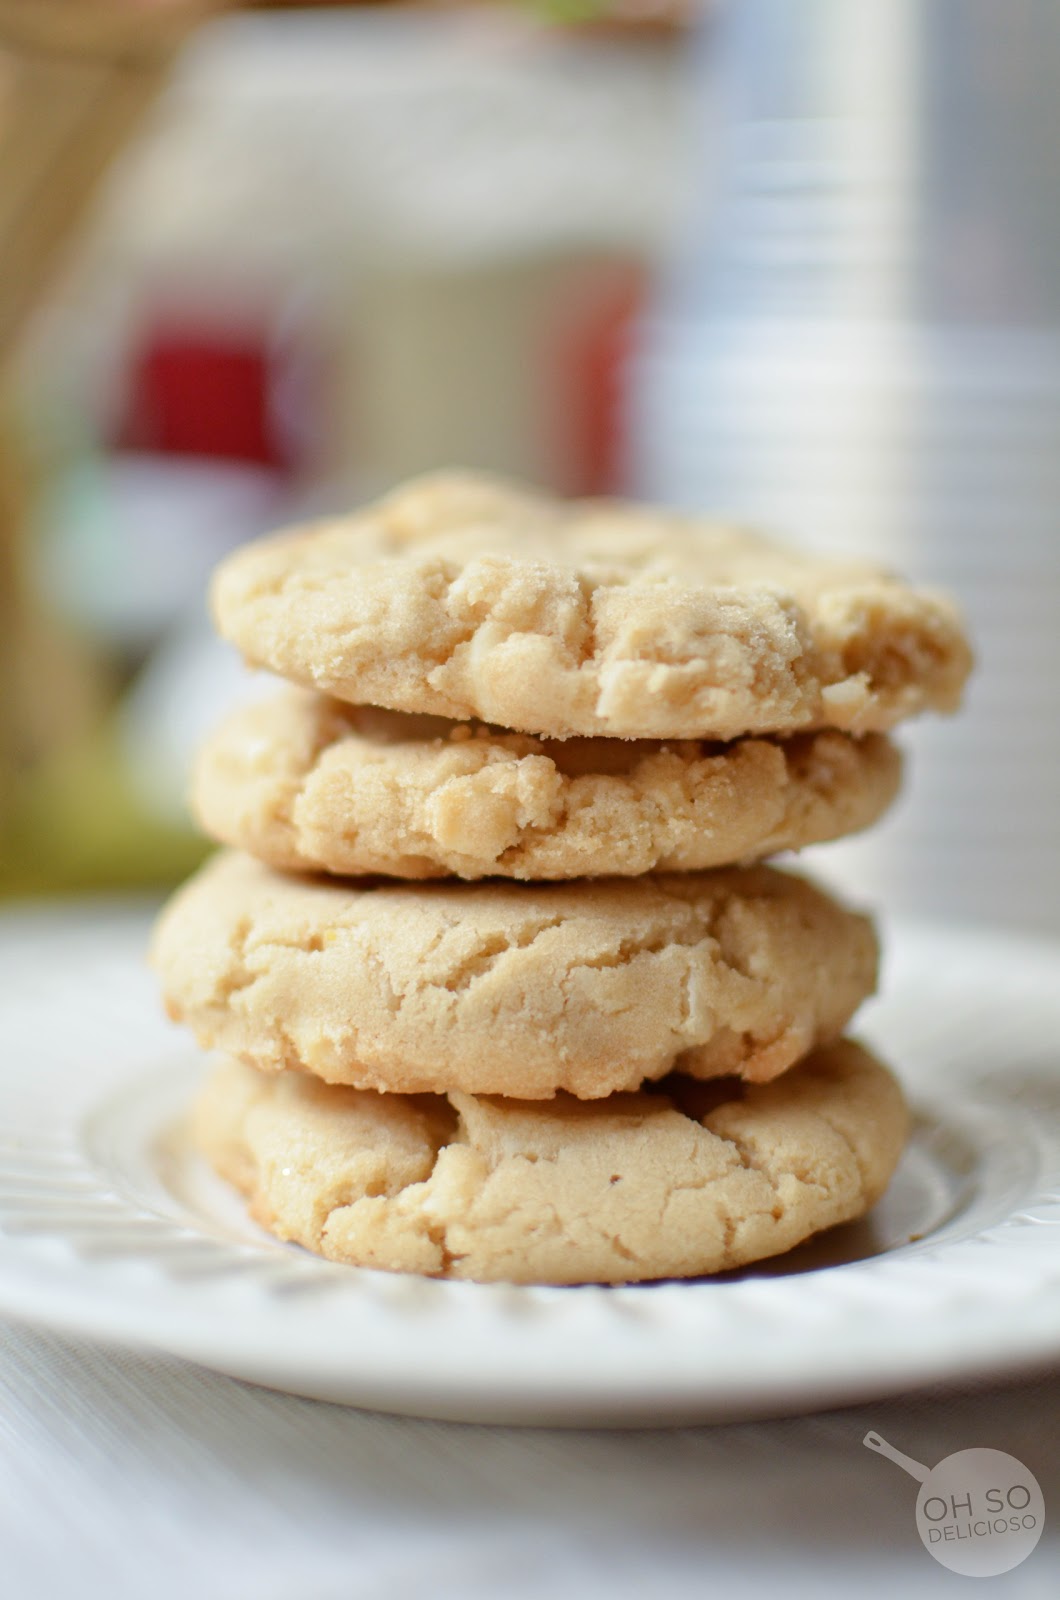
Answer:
0, 1321, 1054, 1600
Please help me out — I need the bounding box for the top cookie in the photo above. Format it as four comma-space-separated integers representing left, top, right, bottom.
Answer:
211, 472, 972, 741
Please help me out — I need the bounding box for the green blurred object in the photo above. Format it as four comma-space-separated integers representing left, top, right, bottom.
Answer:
0, 713, 209, 898
526, 0, 610, 23
0, 0, 223, 896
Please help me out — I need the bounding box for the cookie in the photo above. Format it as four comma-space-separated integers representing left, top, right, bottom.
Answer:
211, 472, 972, 741
151, 850, 878, 1097
192, 689, 902, 881
194, 1039, 907, 1284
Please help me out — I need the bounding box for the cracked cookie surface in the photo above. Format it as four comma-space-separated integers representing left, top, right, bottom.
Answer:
194, 1040, 907, 1283
193, 689, 902, 880
211, 472, 972, 740
151, 850, 878, 1097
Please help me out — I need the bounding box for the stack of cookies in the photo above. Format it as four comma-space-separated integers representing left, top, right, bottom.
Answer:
151, 474, 971, 1285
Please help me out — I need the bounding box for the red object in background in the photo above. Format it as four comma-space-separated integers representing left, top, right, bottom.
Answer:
548, 262, 646, 499
115, 317, 300, 471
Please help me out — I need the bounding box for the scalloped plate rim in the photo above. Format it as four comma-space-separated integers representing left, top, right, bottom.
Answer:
0, 900, 1057, 1424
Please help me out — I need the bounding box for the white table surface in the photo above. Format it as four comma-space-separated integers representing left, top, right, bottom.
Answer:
0, 1319, 1054, 1600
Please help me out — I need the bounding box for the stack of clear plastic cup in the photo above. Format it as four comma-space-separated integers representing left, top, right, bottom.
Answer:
630, 0, 1060, 934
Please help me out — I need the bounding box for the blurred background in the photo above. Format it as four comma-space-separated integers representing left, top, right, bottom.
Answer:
1, 0, 1058, 933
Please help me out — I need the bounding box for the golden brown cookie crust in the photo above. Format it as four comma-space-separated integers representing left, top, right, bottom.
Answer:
211, 473, 972, 741
151, 851, 878, 1097
192, 689, 903, 880
194, 1040, 908, 1284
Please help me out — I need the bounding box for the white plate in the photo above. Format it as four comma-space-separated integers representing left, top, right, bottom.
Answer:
0, 900, 1058, 1426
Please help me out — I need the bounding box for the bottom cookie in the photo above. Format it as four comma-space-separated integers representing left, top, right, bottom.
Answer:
194, 1041, 907, 1285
